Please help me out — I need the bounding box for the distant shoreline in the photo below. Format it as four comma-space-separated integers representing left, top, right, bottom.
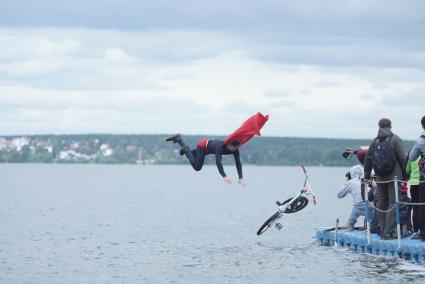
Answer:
0, 134, 415, 166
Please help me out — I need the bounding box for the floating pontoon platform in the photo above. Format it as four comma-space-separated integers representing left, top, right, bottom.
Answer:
316, 228, 425, 263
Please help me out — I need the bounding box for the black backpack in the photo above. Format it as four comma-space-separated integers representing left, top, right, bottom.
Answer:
371, 135, 396, 176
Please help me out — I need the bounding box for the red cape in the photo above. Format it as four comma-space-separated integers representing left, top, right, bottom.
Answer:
224, 112, 269, 145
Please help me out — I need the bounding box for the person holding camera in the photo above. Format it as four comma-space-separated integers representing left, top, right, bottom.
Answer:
337, 165, 375, 230
342, 147, 369, 165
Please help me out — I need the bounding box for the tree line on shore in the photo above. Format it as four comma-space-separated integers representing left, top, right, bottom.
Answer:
0, 134, 415, 166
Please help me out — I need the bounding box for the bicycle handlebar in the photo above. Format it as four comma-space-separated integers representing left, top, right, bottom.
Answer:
301, 164, 307, 174
301, 164, 317, 205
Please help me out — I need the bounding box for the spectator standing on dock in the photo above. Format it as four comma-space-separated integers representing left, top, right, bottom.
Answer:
337, 165, 375, 230
406, 155, 421, 238
408, 116, 425, 241
367, 179, 381, 234
364, 118, 407, 240
399, 182, 413, 237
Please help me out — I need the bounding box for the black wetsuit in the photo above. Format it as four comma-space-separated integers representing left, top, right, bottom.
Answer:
183, 139, 243, 178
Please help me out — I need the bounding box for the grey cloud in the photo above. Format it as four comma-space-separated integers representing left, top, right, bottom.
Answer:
372, 83, 390, 90
0, 93, 213, 135
300, 90, 311, 95
379, 88, 425, 107
314, 81, 340, 88
0, 91, 209, 114
220, 101, 266, 115
2, 1, 424, 33
0, 1, 424, 70
1, 1, 425, 138
266, 99, 297, 110
0, 29, 238, 90
263, 88, 290, 98
315, 65, 425, 84
246, 42, 425, 70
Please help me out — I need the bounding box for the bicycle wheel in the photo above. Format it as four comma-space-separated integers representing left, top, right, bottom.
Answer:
280, 196, 309, 213
256, 211, 281, 236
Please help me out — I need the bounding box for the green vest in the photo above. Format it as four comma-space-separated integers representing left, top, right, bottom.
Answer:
406, 157, 421, 185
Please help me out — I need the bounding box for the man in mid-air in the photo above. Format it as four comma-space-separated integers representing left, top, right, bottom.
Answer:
166, 112, 269, 186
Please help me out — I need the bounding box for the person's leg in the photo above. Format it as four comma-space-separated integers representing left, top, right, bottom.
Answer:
348, 207, 361, 229
376, 183, 388, 237
166, 134, 182, 144
367, 202, 376, 223
411, 185, 420, 233
166, 133, 189, 151
418, 179, 425, 240
383, 181, 398, 238
370, 208, 381, 235
175, 136, 186, 148
184, 147, 205, 171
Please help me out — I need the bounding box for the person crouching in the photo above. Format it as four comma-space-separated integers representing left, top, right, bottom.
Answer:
337, 165, 375, 230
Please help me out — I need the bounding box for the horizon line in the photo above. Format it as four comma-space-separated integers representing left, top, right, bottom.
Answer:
0, 132, 415, 142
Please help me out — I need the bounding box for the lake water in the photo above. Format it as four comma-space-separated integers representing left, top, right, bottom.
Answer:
1, 164, 425, 283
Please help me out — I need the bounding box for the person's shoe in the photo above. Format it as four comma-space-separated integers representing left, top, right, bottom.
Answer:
179, 146, 189, 156
381, 234, 396, 240
166, 134, 181, 143
411, 232, 420, 240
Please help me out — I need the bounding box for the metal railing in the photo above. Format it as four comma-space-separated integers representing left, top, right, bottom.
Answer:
363, 176, 425, 249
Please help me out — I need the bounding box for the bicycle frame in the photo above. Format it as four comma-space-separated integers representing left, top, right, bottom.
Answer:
256, 165, 317, 235
277, 189, 308, 213
277, 165, 316, 212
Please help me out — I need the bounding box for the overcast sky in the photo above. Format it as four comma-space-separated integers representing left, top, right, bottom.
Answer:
1, 0, 424, 139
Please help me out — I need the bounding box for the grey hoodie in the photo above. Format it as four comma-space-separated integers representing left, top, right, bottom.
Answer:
337, 165, 364, 209
409, 131, 425, 177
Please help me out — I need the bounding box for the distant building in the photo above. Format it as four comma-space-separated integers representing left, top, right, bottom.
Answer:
12, 137, 30, 152
0, 138, 7, 150
59, 150, 72, 160
70, 141, 80, 151
58, 150, 93, 162
44, 144, 53, 153
100, 144, 113, 156
126, 145, 138, 152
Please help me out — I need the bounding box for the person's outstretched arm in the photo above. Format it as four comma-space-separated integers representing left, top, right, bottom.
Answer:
233, 150, 245, 186
337, 182, 351, 199
364, 142, 374, 179
215, 147, 231, 183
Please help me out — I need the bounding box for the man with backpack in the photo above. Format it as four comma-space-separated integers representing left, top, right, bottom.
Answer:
408, 116, 425, 241
364, 118, 407, 240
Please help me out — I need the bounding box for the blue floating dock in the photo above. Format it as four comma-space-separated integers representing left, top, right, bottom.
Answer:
316, 228, 425, 263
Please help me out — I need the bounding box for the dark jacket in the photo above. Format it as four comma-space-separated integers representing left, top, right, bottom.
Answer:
364, 127, 406, 181
205, 140, 243, 179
